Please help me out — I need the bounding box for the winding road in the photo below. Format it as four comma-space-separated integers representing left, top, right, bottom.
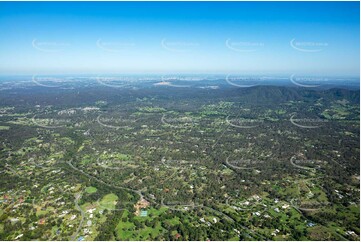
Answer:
70, 192, 85, 241
66, 160, 144, 201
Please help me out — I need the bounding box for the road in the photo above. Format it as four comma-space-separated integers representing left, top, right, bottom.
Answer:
70, 192, 85, 241
224, 156, 255, 170
66, 160, 144, 200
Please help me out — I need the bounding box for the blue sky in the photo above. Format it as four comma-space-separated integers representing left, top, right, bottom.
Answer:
0, 1, 359, 76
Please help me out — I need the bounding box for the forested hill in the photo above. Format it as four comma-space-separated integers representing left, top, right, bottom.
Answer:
225, 86, 360, 104
0, 84, 359, 109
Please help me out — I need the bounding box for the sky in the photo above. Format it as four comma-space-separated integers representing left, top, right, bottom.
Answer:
0, 1, 359, 76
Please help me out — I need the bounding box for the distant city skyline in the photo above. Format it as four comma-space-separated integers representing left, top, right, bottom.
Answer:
0, 1, 359, 76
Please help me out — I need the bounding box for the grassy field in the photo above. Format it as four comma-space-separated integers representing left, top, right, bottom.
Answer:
116, 207, 169, 240
85, 186, 97, 194
99, 193, 118, 210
